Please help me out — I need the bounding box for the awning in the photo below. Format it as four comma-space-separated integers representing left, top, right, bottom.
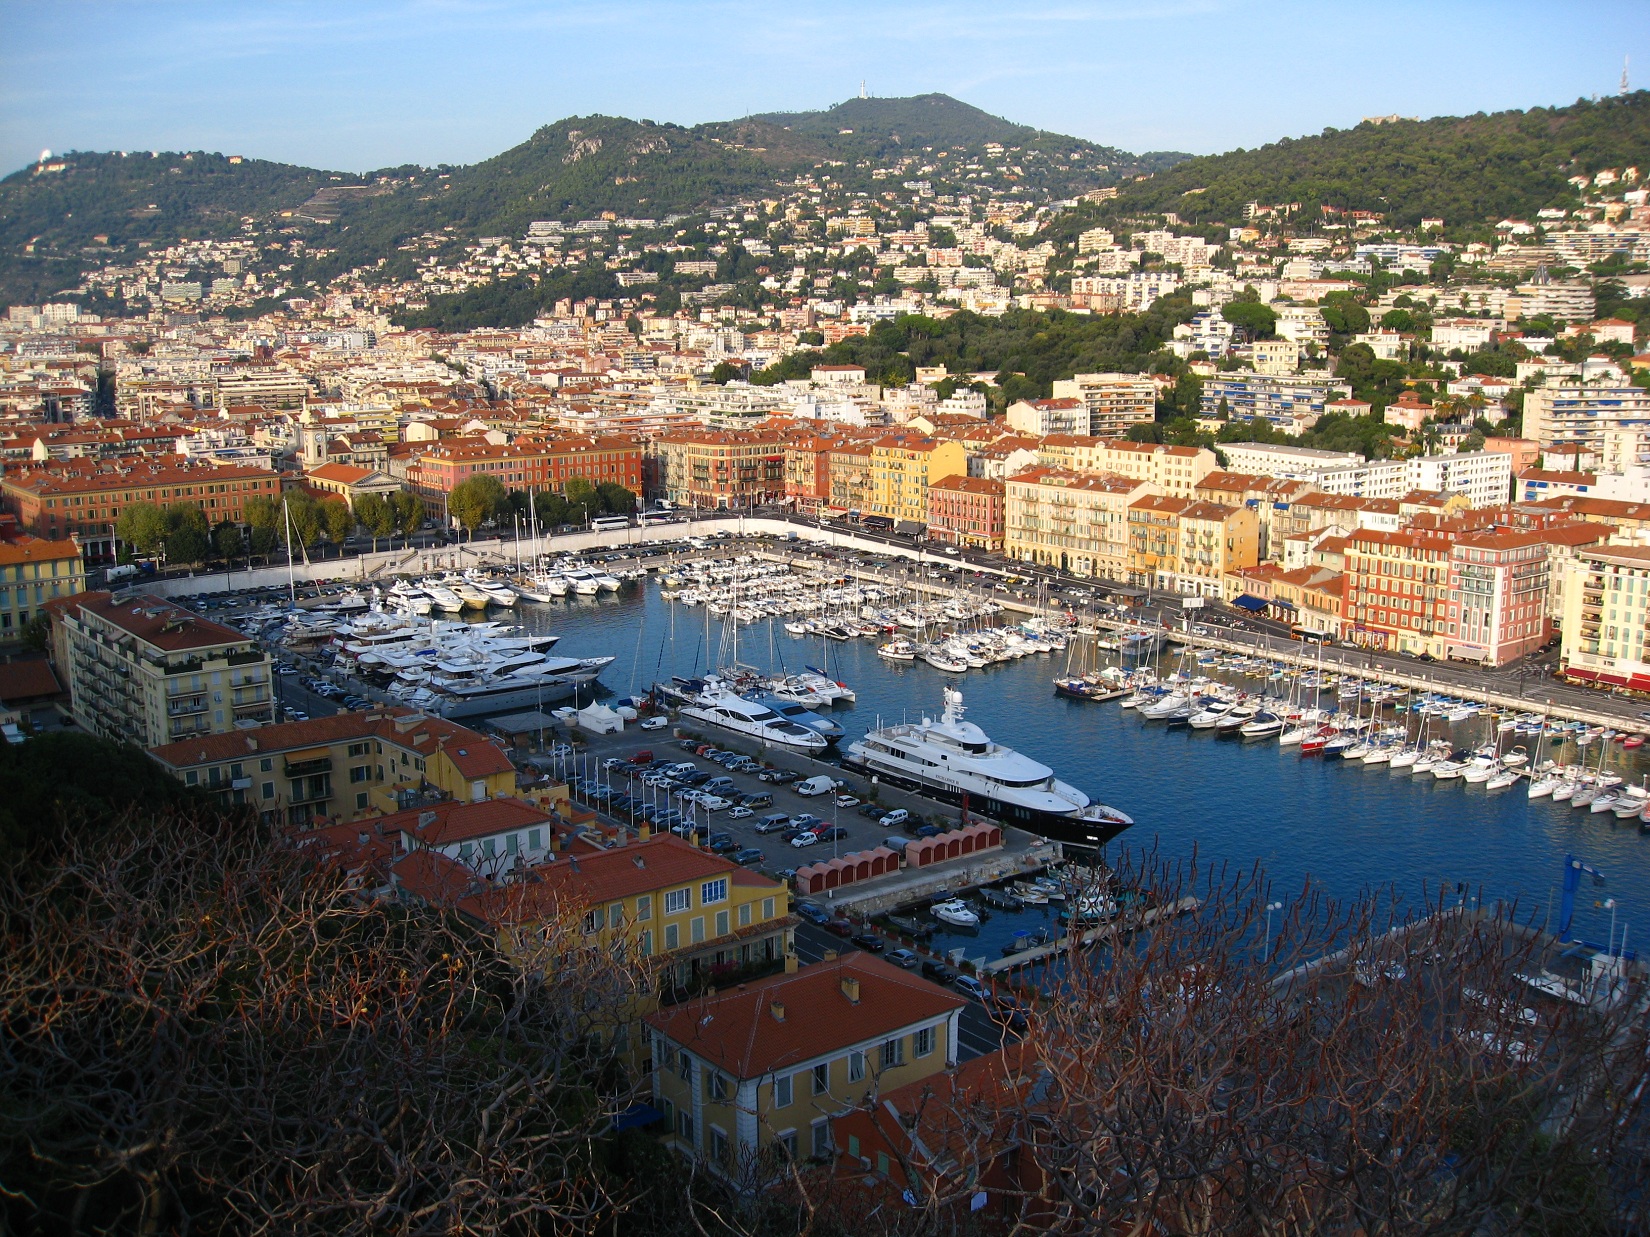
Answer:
1271, 597, 1297, 610
1232, 594, 1269, 612
1628, 674, 1650, 693
1597, 673, 1630, 687
1447, 646, 1487, 663
1563, 667, 1596, 681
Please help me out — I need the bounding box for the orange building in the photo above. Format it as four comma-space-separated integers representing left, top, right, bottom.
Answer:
407, 434, 643, 518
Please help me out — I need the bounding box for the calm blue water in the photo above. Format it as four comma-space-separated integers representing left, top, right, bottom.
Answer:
526, 583, 1650, 957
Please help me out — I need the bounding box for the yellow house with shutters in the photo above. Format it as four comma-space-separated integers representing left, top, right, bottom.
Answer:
870, 435, 967, 525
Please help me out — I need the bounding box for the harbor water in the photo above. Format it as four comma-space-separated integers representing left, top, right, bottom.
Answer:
516, 582, 1649, 958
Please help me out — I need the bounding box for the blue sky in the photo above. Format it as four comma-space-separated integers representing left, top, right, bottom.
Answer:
3, 0, 1646, 176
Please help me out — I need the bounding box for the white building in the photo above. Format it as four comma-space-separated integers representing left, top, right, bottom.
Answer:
1524, 384, 1650, 451
1407, 451, 1513, 507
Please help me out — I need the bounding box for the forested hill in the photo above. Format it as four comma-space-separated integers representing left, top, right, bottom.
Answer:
1103, 91, 1650, 234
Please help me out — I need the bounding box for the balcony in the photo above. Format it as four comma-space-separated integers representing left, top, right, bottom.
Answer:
283, 757, 333, 778
168, 697, 210, 717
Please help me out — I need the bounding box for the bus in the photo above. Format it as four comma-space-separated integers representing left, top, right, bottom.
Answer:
641, 510, 678, 525
1291, 625, 1333, 645
590, 515, 632, 533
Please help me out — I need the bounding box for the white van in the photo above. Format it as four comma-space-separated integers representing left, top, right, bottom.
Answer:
794, 774, 842, 797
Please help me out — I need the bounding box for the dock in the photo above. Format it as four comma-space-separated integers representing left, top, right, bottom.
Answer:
981, 894, 1202, 975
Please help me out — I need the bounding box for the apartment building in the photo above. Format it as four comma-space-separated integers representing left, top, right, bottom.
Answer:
1408, 451, 1514, 508
648, 428, 786, 509
0, 536, 84, 643
1216, 442, 1362, 478
147, 707, 517, 826
1035, 436, 1216, 498
1443, 529, 1551, 665
1342, 528, 1455, 656
869, 435, 967, 526
1200, 372, 1352, 432
47, 591, 274, 748
1005, 397, 1086, 437
1048, 372, 1158, 436
1177, 501, 1259, 597
411, 434, 645, 517
2, 457, 282, 560
1561, 545, 1650, 691
1523, 384, 1650, 453
925, 474, 1005, 550
826, 440, 874, 512
1004, 467, 1150, 578
1127, 495, 1193, 590
647, 953, 964, 1175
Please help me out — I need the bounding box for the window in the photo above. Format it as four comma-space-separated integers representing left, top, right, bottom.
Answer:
812, 1063, 829, 1095
715, 910, 729, 937
349, 764, 369, 784
185, 771, 198, 786
700, 878, 727, 905
678, 1051, 692, 1081
811, 1120, 831, 1158
774, 1073, 793, 1108
639, 929, 653, 957
762, 897, 775, 920
876, 1152, 890, 1175
676, 1109, 693, 1142
691, 917, 705, 944
664, 888, 690, 914
636, 894, 652, 921
583, 907, 603, 934
847, 1134, 861, 1160
261, 781, 274, 801
914, 1026, 935, 1058
777, 1130, 798, 1160
709, 1127, 730, 1164
664, 924, 679, 950
738, 903, 751, 927
705, 1071, 729, 1102
528, 828, 542, 851
355, 792, 368, 810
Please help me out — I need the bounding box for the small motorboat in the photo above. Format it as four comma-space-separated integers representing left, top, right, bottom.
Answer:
931, 899, 981, 928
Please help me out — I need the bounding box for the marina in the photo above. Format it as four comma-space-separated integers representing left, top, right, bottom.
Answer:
193, 537, 1647, 955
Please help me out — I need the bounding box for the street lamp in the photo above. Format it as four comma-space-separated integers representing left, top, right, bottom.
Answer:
1605, 898, 1618, 957
1263, 900, 1283, 962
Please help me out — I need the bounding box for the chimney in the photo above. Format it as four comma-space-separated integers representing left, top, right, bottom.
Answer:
770, 1001, 785, 1022
840, 976, 861, 1004
784, 953, 799, 974
822, 949, 837, 962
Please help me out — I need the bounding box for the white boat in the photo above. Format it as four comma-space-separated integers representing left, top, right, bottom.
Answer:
1389, 747, 1420, 770
921, 646, 970, 673
931, 899, 980, 928
843, 687, 1131, 849
422, 581, 466, 613
1486, 769, 1520, 791
878, 639, 917, 661
678, 682, 830, 752
1432, 760, 1466, 780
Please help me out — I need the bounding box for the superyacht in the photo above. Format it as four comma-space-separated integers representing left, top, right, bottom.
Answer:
842, 687, 1133, 849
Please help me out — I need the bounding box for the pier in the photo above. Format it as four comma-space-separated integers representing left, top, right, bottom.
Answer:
981, 895, 1202, 975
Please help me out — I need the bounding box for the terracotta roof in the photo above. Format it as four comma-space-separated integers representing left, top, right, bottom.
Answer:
460, 833, 780, 925
393, 797, 554, 846
0, 659, 61, 703
147, 706, 510, 778
647, 952, 965, 1079
306, 462, 379, 484
65, 591, 251, 653
928, 474, 1004, 496
1179, 500, 1241, 521
0, 538, 82, 567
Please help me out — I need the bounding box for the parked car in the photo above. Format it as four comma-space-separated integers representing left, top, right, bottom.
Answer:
886, 948, 920, 969
915, 823, 944, 838
833, 794, 860, 808
677, 738, 701, 751
787, 814, 823, 832
856, 802, 887, 819
754, 813, 792, 834
639, 715, 669, 729
696, 795, 732, 812
850, 933, 885, 953
920, 959, 956, 984
794, 775, 842, 797
795, 902, 831, 925
626, 750, 655, 764
953, 975, 990, 1000
790, 831, 820, 848
601, 757, 629, 771
878, 808, 911, 828
727, 805, 754, 820
823, 918, 856, 938
733, 848, 766, 866
739, 792, 774, 809
815, 826, 849, 843
759, 768, 801, 784
706, 833, 737, 853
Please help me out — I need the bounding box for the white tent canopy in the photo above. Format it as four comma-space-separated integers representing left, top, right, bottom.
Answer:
575, 702, 624, 734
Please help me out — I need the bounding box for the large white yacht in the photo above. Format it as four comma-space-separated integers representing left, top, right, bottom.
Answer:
677, 679, 830, 752
843, 687, 1132, 849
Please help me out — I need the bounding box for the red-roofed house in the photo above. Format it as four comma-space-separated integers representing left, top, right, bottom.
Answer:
926, 474, 1005, 550
303, 461, 404, 509
647, 952, 965, 1174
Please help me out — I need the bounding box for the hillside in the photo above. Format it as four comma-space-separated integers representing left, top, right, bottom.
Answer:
1103, 91, 1650, 232
0, 151, 340, 306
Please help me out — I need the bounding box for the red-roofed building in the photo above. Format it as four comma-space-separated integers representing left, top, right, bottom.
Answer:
147, 705, 516, 825
926, 474, 1005, 550
647, 952, 965, 1173
302, 461, 404, 509
0, 535, 84, 643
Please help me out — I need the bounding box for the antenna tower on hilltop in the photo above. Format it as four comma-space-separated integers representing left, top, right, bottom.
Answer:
859, 80, 867, 100
1623, 55, 1631, 95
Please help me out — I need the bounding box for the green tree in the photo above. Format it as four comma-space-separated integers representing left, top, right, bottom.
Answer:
564, 477, 598, 522
249, 524, 279, 560
1221, 301, 1277, 340
448, 475, 505, 537
1381, 308, 1415, 332
390, 491, 424, 544
707, 360, 745, 384
212, 521, 243, 565
319, 497, 355, 549
595, 483, 637, 515
534, 491, 571, 528
114, 501, 168, 556
164, 522, 209, 566
284, 494, 322, 553
355, 493, 396, 552
1320, 292, 1370, 337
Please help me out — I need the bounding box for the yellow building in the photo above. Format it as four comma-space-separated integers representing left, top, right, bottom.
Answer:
646, 952, 965, 1174
1177, 501, 1260, 597
870, 435, 967, 524
1004, 466, 1151, 579
147, 707, 517, 826
48, 590, 273, 748
1561, 544, 1650, 691
462, 832, 794, 991
1035, 436, 1217, 499
1127, 495, 1192, 589
0, 536, 83, 644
